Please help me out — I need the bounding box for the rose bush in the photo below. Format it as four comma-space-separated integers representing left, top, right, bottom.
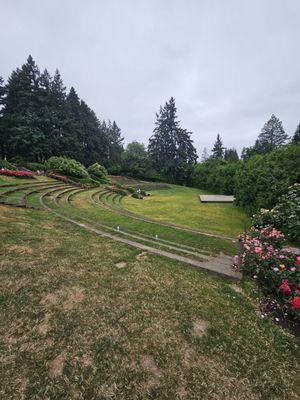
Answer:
0, 169, 34, 178
234, 226, 300, 319
252, 183, 300, 242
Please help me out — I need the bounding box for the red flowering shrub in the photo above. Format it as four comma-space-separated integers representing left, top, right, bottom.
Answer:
0, 168, 34, 178
234, 226, 300, 319
48, 173, 68, 183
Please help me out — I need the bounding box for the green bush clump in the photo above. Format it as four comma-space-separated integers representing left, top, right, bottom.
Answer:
25, 162, 45, 171
252, 184, 300, 242
0, 159, 16, 170
132, 192, 143, 199
234, 145, 300, 214
46, 156, 89, 179
127, 186, 135, 193
88, 163, 108, 183
110, 187, 128, 196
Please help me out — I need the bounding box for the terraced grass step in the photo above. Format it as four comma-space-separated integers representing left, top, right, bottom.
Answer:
0, 182, 63, 207
40, 191, 241, 280
55, 189, 219, 260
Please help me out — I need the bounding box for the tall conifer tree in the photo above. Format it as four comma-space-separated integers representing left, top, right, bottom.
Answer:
255, 114, 288, 153
148, 97, 197, 183
292, 123, 300, 145
211, 134, 224, 158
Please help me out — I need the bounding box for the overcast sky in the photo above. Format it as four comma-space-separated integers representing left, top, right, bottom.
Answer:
1, 0, 300, 156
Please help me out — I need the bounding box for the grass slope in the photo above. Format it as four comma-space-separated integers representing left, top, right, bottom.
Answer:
123, 185, 250, 237
1, 203, 300, 399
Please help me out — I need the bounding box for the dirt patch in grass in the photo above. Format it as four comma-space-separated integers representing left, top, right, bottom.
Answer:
49, 352, 66, 378
37, 312, 51, 335
141, 355, 162, 391
192, 319, 210, 337
7, 245, 33, 254
74, 353, 93, 367
136, 251, 149, 262
40, 287, 85, 311
115, 261, 127, 269
230, 283, 244, 294
62, 287, 85, 311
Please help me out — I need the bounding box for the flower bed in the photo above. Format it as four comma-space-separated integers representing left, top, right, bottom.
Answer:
0, 168, 34, 178
234, 226, 300, 320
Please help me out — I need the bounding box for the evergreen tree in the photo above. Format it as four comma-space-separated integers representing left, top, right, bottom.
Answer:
211, 134, 224, 158
0, 56, 124, 167
2, 55, 44, 161
79, 100, 108, 166
48, 69, 68, 156
64, 87, 82, 160
106, 120, 124, 168
292, 123, 300, 145
256, 114, 288, 153
0, 76, 5, 106
148, 97, 197, 183
224, 148, 239, 162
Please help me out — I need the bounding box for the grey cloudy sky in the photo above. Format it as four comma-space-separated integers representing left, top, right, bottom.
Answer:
1, 0, 300, 156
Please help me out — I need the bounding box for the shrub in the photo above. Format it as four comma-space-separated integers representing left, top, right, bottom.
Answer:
234, 145, 300, 214
87, 163, 108, 183
108, 187, 127, 196
0, 169, 34, 178
192, 158, 239, 195
46, 157, 89, 178
140, 190, 147, 196
0, 159, 16, 170
48, 173, 69, 183
234, 226, 300, 319
132, 192, 143, 199
252, 184, 300, 242
127, 186, 135, 193
25, 162, 45, 171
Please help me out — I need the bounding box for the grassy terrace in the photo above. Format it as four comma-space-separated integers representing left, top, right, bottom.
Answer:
0, 177, 300, 399
123, 185, 250, 238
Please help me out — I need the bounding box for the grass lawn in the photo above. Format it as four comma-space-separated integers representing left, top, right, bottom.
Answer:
1, 201, 300, 399
123, 185, 250, 238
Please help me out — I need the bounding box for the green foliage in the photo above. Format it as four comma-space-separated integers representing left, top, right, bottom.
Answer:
25, 162, 45, 171
211, 134, 224, 158
252, 208, 278, 228
293, 123, 300, 145
148, 97, 197, 184
224, 148, 239, 162
131, 192, 143, 199
255, 114, 288, 153
121, 141, 157, 180
234, 145, 300, 214
253, 184, 300, 242
0, 56, 123, 170
46, 156, 89, 178
127, 186, 135, 193
110, 187, 127, 196
88, 163, 108, 183
0, 158, 16, 170
192, 158, 239, 195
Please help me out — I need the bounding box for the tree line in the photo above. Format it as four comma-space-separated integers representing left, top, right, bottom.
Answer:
0, 55, 299, 204
0, 56, 198, 184
192, 115, 300, 213
0, 56, 123, 169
